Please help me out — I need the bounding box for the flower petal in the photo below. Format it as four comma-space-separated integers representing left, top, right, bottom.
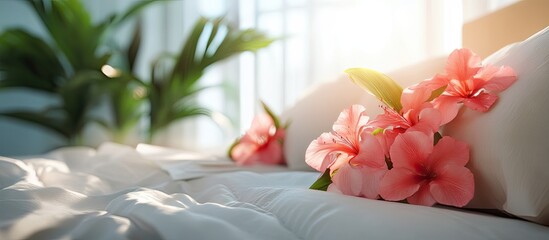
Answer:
433, 95, 462, 124
247, 113, 274, 141
430, 165, 475, 207
330, 163, 362, 196
445, 48, 482, 81
375, 128, 404, 157
254, 138, 284, 165
416, 74, 450, 92
379, 168, 421, 201
463, 92, 498, 112
401, 86, 432, 112
360, 166, 387, 199
328, 154, 353, 174
389, 131, 433, 171
327, 183, 342, 194
231, 141, 259, 165
305, 132, 353, 171
333, 104, 369, 148
477, 66, 517, 93
407, 183, 436, 206
350, 132, 385, 168
369, 108, 410, 130
416, 106, 441, 133
428, 136, 469, 169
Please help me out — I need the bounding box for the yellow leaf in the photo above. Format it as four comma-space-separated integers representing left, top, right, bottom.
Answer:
345, 68, 403, 112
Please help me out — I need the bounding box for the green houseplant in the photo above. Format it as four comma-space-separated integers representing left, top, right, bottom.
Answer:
0, 0, 274, 148
100, 17, 274, 143
146, 17, 273, 141
0, 0, 154, 145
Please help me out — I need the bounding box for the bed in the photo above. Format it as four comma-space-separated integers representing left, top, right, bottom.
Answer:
2, 1, 549, 239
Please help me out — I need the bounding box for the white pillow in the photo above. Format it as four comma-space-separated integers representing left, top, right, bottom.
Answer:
282, 57, 446, 171
444, 27, 549, 225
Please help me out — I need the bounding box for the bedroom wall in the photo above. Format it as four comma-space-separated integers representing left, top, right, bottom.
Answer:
463, 0, 549, 57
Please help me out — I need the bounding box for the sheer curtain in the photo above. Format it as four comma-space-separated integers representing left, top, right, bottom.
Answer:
234, 0, 517, 133
236, 0, 463, 133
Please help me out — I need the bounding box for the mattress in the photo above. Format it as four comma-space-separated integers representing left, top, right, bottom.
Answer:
1, 143, 548, 240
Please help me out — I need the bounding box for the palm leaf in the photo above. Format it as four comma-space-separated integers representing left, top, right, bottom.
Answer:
0, 29, 65, 92
0, 110, 71, 138
104, 0, 156, 32
27, 0, 100, 70
126, 19, 142, 72
172, 106, 210, 121
148, 18, 273, 138
170, 17, 209, 82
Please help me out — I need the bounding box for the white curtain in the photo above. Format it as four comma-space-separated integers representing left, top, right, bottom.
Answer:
235, 0, 517, 133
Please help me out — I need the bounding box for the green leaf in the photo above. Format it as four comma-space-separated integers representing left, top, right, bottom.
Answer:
260, 100, 281, 129
0, 110, 71, 139
345, 68, 403, 112
107, 0, 156, 30
29, 0, 100, 70
310, 168, 333, 191
227, 138, 240, 159
126, 19, 142, 72
63, 70, 106, 90
172, 106, 210, 120
0, 29, 66, 92
170, 17, 208, 81
6, 0, 156, 146
149, 17, 273, 139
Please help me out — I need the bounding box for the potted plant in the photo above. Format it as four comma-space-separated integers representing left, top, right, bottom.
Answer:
0, 0, 155, 145
0, 0, 274, 149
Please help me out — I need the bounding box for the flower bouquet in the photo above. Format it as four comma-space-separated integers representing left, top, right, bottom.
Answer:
306, 48, 517, 207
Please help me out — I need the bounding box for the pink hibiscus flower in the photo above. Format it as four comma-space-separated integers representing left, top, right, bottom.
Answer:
378, 131, 474, 207
328, 132, 387, 199
230, 113, 285, 165
417, 48, 516, 124
305, 104, 369, 173
305, 105, 387, 199
367, 86, 442, 155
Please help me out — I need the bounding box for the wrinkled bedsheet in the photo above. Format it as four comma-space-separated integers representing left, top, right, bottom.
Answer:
1, 143, 548, 240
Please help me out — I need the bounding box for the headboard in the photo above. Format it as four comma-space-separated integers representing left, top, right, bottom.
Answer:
463, 0, 549, 58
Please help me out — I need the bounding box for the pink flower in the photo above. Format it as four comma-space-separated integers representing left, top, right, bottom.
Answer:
230, 113, 285, 165
328, 132, 387, 199
305, 105, 369, 173
379, 131, 474, 207
417, 48, 516, 124
368, 86, 442, 146
305, 105, 387, 199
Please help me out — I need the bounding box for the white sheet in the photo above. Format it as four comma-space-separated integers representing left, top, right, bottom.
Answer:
1, 143, 548, 240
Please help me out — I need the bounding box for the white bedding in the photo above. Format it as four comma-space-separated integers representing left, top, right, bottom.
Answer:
1, 143, 548, 240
